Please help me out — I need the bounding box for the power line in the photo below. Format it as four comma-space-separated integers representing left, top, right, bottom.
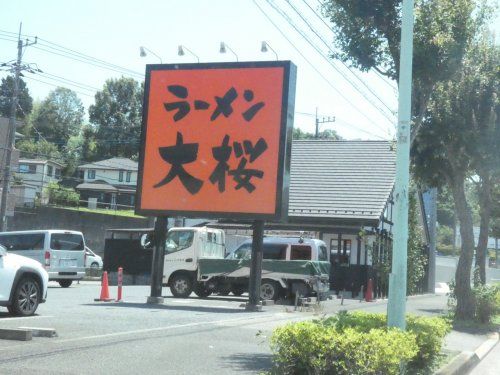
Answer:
271, 0, 395, 127
297, 0, 398, 96
22, 75, 95, 98
0, 29, 144, 79
254, 0, 390, 136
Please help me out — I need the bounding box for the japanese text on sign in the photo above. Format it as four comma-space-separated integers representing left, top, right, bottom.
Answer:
137, 62, 296, 219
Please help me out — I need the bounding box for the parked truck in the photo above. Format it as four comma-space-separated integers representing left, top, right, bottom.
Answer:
160, 227, 330, 301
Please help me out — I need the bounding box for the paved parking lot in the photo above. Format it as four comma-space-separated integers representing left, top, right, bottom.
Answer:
0, 281, 458, 374
0, 281, 320, 374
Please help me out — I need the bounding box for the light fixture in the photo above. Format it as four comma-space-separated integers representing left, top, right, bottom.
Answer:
139, 46, 162, 63
177, 45, 200, 63
219, 42, 238, 61
261, 41, 278, 60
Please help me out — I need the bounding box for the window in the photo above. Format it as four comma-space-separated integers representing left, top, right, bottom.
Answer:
119, 170, 124, 182
318, 245, 328, 261
290, 245, 312, 260
0, 233, 45, 251
19, 164, 36, 174
50, 233, 84, 251
165, 230, 194, 253
47, 165, 53, 177
55, 168, 61, 179
126, 171, 132, 182
263, 243, 287, 260
231, 243, 252, 260
87, 170, 96, 179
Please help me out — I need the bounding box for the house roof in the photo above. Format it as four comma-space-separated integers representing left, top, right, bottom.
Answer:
78, 158, 138, 171
76, 183, 118, 192
288, 140, 395, 225
18, 158, 65, 167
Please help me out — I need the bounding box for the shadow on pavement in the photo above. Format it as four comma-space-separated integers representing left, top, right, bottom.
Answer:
163, 295, 247, 303
418, 308, 447, 315
82, 302, 247, 314
221, 353, 273, 372
452, 320, 500, 335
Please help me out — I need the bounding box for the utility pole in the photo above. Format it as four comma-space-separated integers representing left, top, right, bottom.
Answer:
315, 107, 335, 138
387, 0, 415, 330
0, 24, 37, 231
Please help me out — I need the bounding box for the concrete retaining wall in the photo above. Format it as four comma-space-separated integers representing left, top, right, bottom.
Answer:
7, 206, 154, 254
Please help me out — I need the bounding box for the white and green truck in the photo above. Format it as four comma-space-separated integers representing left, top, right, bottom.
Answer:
160, 227, 331, 301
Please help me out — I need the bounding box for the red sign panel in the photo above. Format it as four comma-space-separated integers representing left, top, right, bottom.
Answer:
136, 61, 296, 220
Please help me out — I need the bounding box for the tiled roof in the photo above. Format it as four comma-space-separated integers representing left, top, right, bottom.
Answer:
288, 140, 395, 224
78, 158, 138, 171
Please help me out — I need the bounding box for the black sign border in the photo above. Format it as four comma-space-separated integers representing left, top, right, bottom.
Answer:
135, 61, 296, 221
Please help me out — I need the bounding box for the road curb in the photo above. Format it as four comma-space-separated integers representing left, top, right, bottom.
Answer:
435, 332, 499, 375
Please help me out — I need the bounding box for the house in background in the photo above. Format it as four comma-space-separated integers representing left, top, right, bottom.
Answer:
15, 159, 64, 204
76, 158, 138, 209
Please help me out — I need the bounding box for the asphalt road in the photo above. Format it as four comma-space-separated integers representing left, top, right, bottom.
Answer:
0, 279, 495, 374
436, 256, 500, 283
0, 282, 319, 374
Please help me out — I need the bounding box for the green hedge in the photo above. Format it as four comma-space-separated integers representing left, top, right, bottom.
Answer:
270, 311, 451, 374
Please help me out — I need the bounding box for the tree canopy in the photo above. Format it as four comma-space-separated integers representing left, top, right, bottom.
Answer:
292, 127, 342, 140
0, 76, 33, 119
88, 77, 143, 159
30, 87, 85, 147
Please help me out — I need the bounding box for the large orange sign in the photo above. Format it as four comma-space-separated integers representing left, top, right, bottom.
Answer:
136, 61, 296, 220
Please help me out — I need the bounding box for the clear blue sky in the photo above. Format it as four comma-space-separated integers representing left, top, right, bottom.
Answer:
1, 0, 408, 140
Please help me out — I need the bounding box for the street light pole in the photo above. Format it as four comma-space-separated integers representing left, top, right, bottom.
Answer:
387, 0, 415, 329
0, 24, 36, 231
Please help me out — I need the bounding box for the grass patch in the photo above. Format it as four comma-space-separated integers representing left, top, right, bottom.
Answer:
54, 206, 145, 218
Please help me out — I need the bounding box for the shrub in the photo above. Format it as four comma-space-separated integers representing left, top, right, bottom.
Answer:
270, 321, 417, 375
448, 281, 500, 324
270, 311, 451, 374
45, 182, 80, 207
472, 284, 500, 324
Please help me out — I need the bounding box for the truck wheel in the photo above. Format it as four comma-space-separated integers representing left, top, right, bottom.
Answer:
260, 280, 280, 301
170, 273, 193, 298
59, 280, 73, 288
8, 277, 40, 316
193, 283, 212, 298
230, 286, 245, 296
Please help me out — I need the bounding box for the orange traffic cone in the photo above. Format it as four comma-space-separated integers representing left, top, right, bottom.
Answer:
94, 271, 113, 302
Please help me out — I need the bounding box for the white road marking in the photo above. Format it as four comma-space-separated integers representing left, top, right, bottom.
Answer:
0, 315, 54, 322
54, 314, 276, 344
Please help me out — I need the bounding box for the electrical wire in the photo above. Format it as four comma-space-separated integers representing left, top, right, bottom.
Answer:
298, 0, 398, 93
270, 0, 395, 127
254, 0, 391, 137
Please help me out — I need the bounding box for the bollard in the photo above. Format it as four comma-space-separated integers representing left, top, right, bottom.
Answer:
365, 278, 374, 302
359, 285, 364, 303
116, 267, 123, 302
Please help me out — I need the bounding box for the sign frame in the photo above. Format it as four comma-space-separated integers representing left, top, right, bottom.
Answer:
135, 60, 296, 221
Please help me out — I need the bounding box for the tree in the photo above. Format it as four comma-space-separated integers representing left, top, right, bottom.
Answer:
323, 0, 486, 133
465, 39, 499, 285
323, 0, 489, 320
88, 77, 143, 159
293, 127, 342, 140
16, 139, 62, 161
0, 76, 33, 118
30, 87, 84, 148
407, 191, 427, 295
412, 39, 498, 318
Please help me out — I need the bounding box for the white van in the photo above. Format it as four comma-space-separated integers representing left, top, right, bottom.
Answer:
0, 230, 86, 288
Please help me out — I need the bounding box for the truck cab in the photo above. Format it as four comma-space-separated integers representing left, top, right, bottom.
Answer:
162, 227, 225, 297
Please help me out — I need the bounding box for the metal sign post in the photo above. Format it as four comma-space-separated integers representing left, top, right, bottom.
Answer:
147, 216, 168, 304
247, 220, 264, 310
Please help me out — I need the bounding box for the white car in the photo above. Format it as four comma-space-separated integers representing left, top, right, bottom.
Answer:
0, 244, 49, 316
85, 247, 103, 269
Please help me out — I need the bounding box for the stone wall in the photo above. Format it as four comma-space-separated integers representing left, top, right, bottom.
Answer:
7, 206, 154, 254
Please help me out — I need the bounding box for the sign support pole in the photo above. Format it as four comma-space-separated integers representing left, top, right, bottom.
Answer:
387, 0, 414, 329
147, 216, 168, 304
246, 219, 264, 311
